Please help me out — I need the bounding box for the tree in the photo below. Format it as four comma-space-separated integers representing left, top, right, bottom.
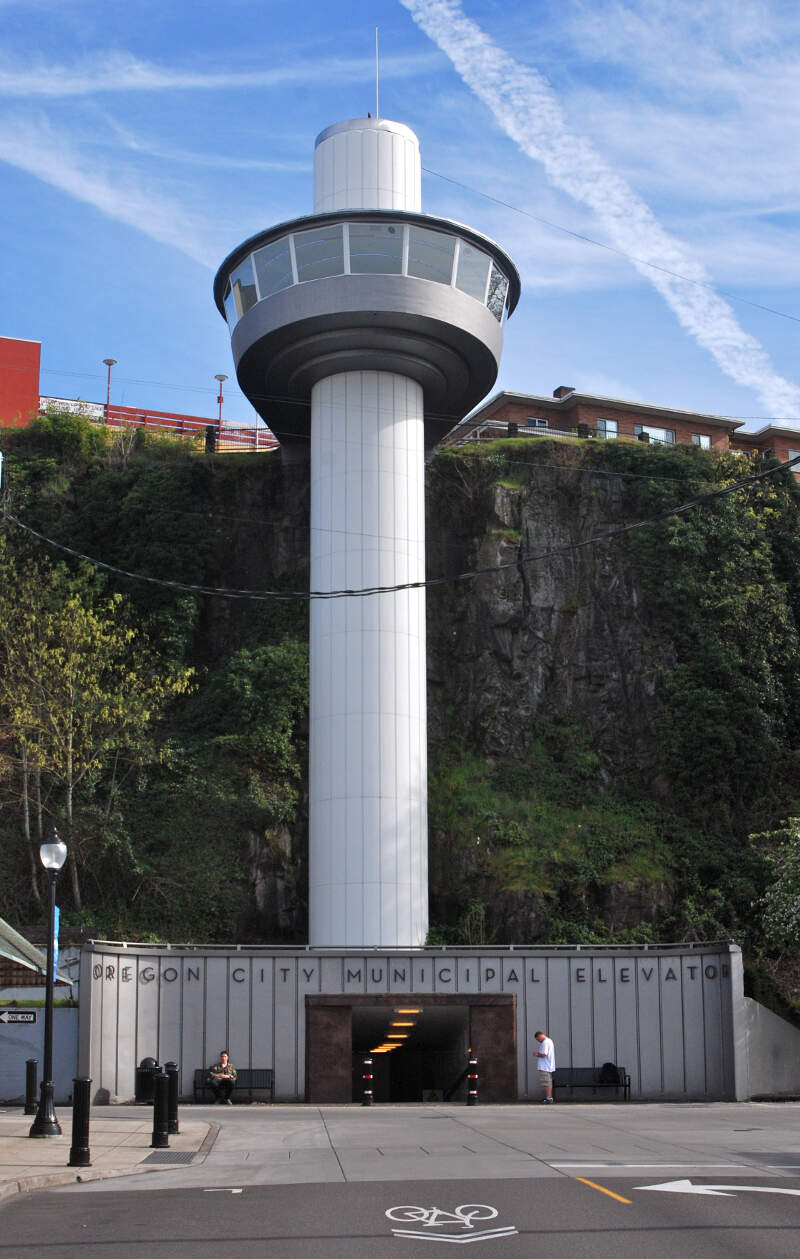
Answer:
756, 818, 800, 952
0, 536, 193, 909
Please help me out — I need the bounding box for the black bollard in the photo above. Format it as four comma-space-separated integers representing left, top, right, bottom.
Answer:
361, 1056, 374, 1106
68, 1076, 92, 1167
467, 1049, 478, 1106
24, 1059, 38, 1116
151, 1069, 170, 1149
165, 1061, 180, 1135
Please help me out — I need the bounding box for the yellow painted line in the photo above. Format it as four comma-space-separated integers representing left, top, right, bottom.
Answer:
575, 1177, 632, 1205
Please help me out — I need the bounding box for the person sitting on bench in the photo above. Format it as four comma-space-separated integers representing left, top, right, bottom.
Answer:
207, 1050, 237, 1104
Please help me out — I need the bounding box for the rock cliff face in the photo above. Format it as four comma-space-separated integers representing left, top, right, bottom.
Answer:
425, 446, 670, 778
202, 437, 798, 948
249, 441, 683, 940
220, 441, 671, 778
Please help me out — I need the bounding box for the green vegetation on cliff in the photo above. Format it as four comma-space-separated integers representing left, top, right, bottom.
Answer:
425, 438, 800, 1008
1, 419, 799, 1010
0, 416, 308, 943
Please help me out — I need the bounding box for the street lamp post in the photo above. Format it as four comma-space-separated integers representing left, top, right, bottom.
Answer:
29, 828, 67, 1138
102, 358, 117, 424
214, 373, 227, 433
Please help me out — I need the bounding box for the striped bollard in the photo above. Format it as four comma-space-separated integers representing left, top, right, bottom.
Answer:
467, 1049, 478, 1106
361, 1056, 374, 1106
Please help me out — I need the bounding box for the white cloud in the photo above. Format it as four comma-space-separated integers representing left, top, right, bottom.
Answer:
0, 49, 441, 98
401, 0, 800, 419
108, 121, 311, 175
0, 115, 219, 266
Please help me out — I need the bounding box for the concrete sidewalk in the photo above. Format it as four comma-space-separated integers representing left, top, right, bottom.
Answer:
0, 1106, 214, 1201
50, 1100, 800, 1195
4, 1100, 800, 1200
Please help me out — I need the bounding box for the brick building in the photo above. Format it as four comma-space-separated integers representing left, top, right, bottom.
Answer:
445, 385, 800, 471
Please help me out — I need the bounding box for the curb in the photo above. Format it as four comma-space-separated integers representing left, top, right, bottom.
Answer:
0, 1122, 219, 1203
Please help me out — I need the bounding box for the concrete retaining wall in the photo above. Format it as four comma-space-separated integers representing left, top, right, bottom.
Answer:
743, 996, 800, 1097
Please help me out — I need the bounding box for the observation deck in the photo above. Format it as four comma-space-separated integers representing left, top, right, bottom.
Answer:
214, 209, 520, 445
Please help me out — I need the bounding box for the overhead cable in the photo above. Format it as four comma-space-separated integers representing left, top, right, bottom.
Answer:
1, 455, 796, 603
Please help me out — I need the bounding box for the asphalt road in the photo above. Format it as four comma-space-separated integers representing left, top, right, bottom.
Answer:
2, 1103, 799, 1257
1, 1173, 800, 1258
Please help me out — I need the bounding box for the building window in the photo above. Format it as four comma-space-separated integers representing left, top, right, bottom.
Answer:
349, 222, 404, 274
691, 433, 711, 449
455, 240, 491, 301
253, 238, 294, 299
596, 418, 618, 440
222, 221, 512, 328
526, 416, 548, 428
486, 263, 509, 321
293, 224, 344, 283
634, 424, 675, 445
407, 225, 456, 286
225, 257, 257, 324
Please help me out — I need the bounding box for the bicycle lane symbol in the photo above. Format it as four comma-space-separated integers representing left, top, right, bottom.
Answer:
385, 1203, 519, 1244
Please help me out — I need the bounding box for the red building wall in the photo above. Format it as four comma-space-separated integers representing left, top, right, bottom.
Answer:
0, 337, 41, 427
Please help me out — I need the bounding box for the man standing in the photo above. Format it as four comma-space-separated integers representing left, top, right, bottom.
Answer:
534, 1030, 555, 1103
207, 1049, 237, 1104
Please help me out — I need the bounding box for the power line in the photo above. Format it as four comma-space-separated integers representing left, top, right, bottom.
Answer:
1, 455, 796, 603
423, 166, 800, 327
2, 357, 797, 428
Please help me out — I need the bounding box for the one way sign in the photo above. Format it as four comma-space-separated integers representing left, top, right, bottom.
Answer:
0, 1011, 37, 1024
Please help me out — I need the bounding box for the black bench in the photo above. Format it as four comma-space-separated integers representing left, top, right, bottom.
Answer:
193, 1068, 274, 1103
552, 1065, 630, 1100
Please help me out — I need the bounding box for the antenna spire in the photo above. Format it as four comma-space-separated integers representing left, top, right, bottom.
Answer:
375, 26, 380, 119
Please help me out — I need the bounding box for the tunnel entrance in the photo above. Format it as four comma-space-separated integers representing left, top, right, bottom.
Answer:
351, 1004, 469, 1102
305, 994, 516, 1103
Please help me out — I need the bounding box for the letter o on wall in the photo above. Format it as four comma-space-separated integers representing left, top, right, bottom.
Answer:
93, 964, 103, 980
704, 965, 717, 979
163, 967, 178, 983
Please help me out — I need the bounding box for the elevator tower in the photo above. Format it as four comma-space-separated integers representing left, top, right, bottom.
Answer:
214, 117, 519, 948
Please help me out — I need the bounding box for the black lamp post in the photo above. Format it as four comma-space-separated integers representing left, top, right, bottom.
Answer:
29, 828, 67, 1138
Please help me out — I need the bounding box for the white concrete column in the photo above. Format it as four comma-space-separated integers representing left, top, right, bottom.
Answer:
309, 370, 428, 947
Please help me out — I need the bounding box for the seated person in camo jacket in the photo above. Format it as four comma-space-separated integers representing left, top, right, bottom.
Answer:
207, 1050, 237, 1103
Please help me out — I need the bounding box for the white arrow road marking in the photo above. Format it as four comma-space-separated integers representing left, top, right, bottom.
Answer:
203, 1188, 243, 1194
391, 1226, 519, 1244
638, 1180, 800, 1198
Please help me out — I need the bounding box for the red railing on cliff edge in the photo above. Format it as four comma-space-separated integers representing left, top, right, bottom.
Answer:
39, 396, 279, 453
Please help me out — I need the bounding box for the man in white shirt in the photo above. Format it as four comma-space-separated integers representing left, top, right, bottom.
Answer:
534, 1030, 555, 1103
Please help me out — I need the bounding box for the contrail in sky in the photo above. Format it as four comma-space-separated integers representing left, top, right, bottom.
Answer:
401, 0, 800, 418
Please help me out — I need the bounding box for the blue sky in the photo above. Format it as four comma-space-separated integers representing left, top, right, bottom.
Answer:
1, 0, 798, 430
